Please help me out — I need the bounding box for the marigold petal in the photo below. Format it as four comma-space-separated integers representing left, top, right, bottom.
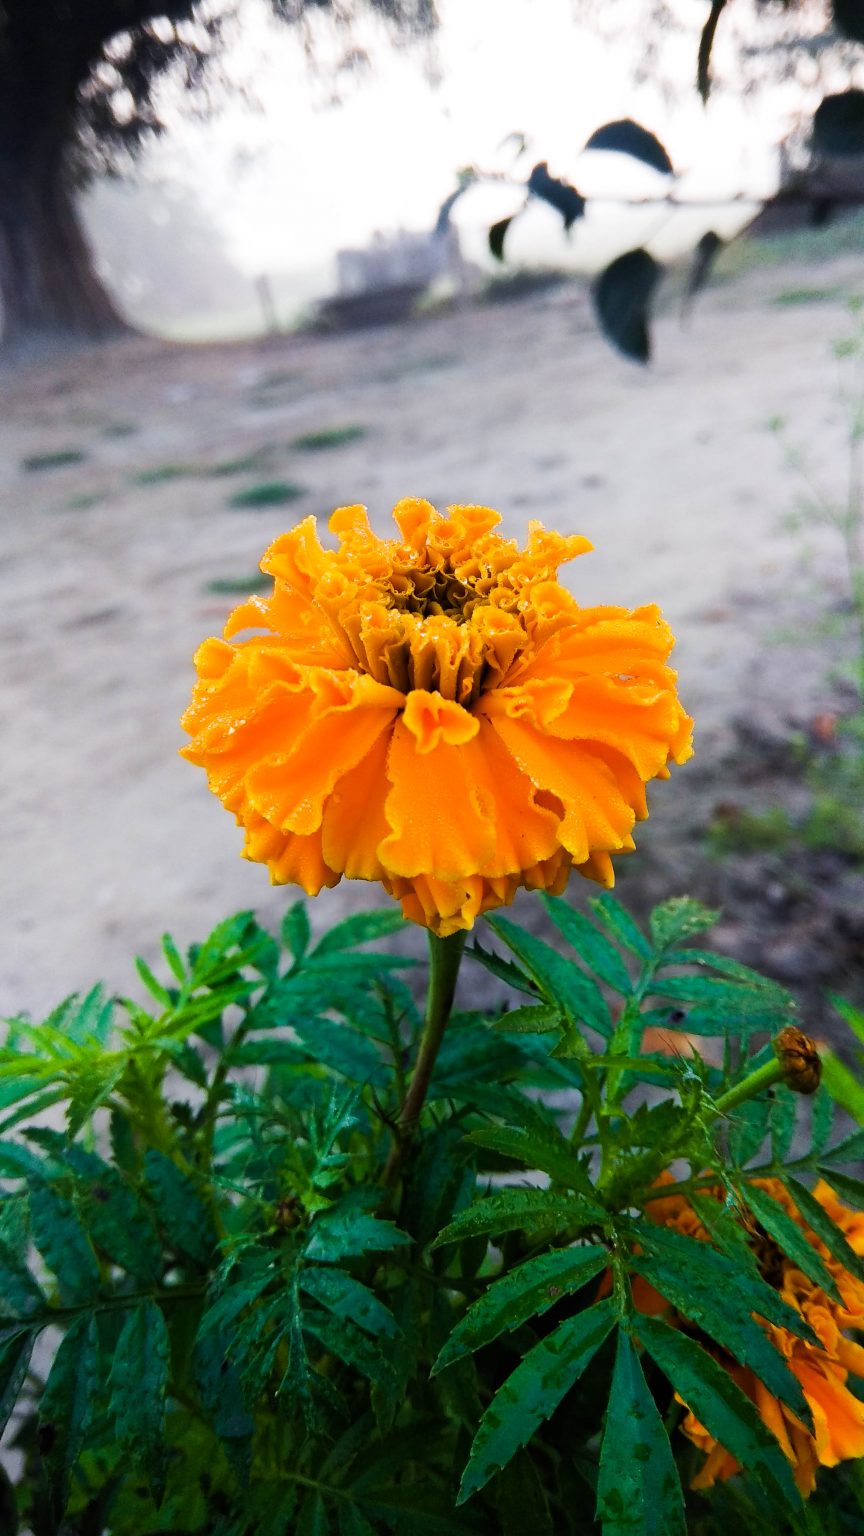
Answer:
380, 716, 562, 883
487, 715, 638, 866
320, 729, 392, 881
401, 690, 479, 753
241, 814, 339, 895
795, 1360, 864, 1464
392, 496, 439, 551
245, 675, 402, 836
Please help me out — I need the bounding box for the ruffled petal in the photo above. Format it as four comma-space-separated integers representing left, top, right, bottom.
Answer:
487, 714, 639, 866
379, 715, 561, 883
241, 814, 339, 895
320, 729, 392, 881
245, 674, 402, 836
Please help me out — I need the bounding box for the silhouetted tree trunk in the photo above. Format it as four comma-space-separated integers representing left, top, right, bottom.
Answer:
0, 2, 152, 354
0, 132, 128, 352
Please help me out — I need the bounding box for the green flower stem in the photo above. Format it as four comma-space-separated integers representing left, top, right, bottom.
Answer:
712, 1057, 785, 1118
383, 929, 466, 1184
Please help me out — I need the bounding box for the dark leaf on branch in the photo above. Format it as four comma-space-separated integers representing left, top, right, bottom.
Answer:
584, 118, 674, 176
683, 230, 722, 314
596, 1329, 685, 1536
489, 216, 517, 262
698, 0, 728, 102
457, 1300, 617, 1502
814, 90, 864, 157
637, 1317, 800, 1512
526, 163, 586, 231
592, 249, 663, 364
833, 0, 864, 43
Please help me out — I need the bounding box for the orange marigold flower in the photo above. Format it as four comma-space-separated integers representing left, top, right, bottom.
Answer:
181, 499, 692, 935
636, 1175, 864, 1497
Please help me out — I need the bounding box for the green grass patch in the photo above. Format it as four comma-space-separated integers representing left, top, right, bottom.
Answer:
132, 464, 197, 486
228, 481, 306, 510
64, 493, 107, 512
205, 449, 275, 478
204, 573, 272, 596
22, 449, 86, 472
291, 425, 367, 452
101, 422, 138, 439
771, 287, 840, 308
707, 805, 793, 856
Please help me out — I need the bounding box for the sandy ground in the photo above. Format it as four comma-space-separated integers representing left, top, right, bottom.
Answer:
1, 260, 859, 1022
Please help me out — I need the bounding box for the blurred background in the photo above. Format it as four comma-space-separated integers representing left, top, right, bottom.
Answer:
3, 0, 864, 1037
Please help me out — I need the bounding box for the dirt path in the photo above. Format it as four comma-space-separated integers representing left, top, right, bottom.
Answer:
2, 262, 860, 1023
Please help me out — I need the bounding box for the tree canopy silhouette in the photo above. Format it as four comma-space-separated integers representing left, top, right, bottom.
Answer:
0, 0, 436, 354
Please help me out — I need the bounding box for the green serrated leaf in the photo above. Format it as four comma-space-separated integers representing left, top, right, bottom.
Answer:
143, 1150, 217, 1266
769, 1088, 798, 1165
282, 902, 312, 961
433, 1187, 603, 1249
636, 1315, 801, 1511
135, 956, 173, 1008
0, 1330, 33, 1438
738, 1180, 840, 1301
596, 1328, 684, 1536
299, 1266, 399, 1338
29, 1183, 100, 1304
60, 985, 114, 1046
429, 1026, 527, 1097
831, 994, 864, 1048
303, 1306, 394, 1387
433, 1244, 608, 1374
39, 1313, 100, 1511
313, 909, 405, 955
491, 1002, 562, 1034
0, 1140, 46, 1180
290, 1015, 388, 1086
649, 896, 720, 951
541, 897, 633, 994
468, 940, 539, 996
487, 916, 612, 1036
297, 1490, 330, 1536
729, 1096, 771, 1167
688, 1194, 760, 1276
467, 1123, 595, 1194
109, 1300, 169, 1497
590, 893, 652, 960
0, 1240, 44, 1322
161, 932, 186, 983
194, 1324, 255, 1444
816, 1166, 864, 1209
65, 1145, 162, 1284
820, 1052, 864, 1126
494, 1449, 553, 1536
306, 1195, 410, 1263
823, 1127, 864, 1164
339, 1504, 377, 1536
810, 1086, 834, 1157
457, 1299, 617, 1502
784, 1178, 864, 1287
662, 949, 791, 1000
627, 1222, 813, 1427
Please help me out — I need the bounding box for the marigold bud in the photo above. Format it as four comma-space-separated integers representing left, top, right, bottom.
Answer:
774, 1025, 822, 1095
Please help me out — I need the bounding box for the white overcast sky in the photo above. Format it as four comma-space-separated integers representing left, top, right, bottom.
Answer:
139, 0, 819, 283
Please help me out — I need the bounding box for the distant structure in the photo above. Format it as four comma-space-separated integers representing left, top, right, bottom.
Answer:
336, 226, 460, 294
317, 224, 474, 330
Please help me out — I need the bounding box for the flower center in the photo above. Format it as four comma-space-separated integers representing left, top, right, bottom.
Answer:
386, 562, 475, 622
330, 561, 528, 708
